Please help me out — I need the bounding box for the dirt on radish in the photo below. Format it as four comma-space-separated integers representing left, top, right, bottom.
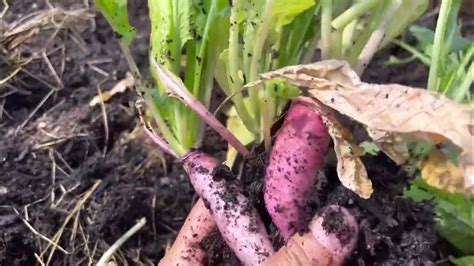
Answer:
0, 0, 470, 265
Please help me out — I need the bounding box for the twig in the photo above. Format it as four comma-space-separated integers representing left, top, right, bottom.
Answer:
0, 67, 21, 85
96, 218, 147, 266
34, 253, 46, 266
42, 51, 63, 88
96, 81, 110, 156
22, 68, 60, 91
49, 149, 57, 206
0, 0, 9, 18
151, 58, 250, 157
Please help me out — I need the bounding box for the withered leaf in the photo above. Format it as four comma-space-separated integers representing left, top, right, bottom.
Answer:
420, 149, 466, 194
253, 60, 474, 195
367, 128, 410, 165
309, 84, 473, 192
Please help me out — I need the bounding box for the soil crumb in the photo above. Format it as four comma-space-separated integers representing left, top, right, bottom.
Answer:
321, 206, 355, 246
200, 231, 240, 266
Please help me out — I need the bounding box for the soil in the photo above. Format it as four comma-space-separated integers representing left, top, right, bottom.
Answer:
0, 0, 468, 265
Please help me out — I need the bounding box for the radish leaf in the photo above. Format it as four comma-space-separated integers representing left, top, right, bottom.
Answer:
450, 256, 474, 266
272, 0, 315, 28
93, 0, 136, 46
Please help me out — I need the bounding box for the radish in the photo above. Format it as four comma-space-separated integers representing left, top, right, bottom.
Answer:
182, 150, 275, 265
264, 100, 330, 240
263, 205, 359, 266
159, 199, 216, 266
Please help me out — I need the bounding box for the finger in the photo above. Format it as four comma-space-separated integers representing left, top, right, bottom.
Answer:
159, 199, 216, 266
263, 205, 358, 266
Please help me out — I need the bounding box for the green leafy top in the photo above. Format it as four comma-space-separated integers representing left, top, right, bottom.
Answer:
272, 0, 315, 29
93, 0, 136, 46
147, 0, 229, 153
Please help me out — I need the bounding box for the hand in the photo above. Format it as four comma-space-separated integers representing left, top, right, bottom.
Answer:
159, 200, 358, 266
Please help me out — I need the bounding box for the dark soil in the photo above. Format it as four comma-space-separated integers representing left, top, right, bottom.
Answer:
0, 0, 466, 265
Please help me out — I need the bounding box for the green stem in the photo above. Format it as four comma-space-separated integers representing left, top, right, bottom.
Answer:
184, 41, 196, 90
453, 62, 473, 102
249, 0, 275, 129
428, 0, 452, 92
119, 42, 141, 81
145, 94, 187, 157
392, 39, 431, 65
301, 3, 321, 64
330, 28, 343, 59
321, 0, 332, 60
347, 0, 387, 66
192, 2, 216, 101
332, 0, 378, 30
152, 59, 250, 157
341, 18, 357, 57
228, 0, 259, 136
262, 89, 274, 151
170, 1, 187, 149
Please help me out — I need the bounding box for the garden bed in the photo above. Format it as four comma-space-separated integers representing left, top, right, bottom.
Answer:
0, 0, 470, 265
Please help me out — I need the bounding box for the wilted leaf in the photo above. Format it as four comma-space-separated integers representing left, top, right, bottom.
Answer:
420, 149, 466, 194
367, 128, 410, 165
308, 84, 473, 193
302, 98, 373, 198
250, 59, 474, 195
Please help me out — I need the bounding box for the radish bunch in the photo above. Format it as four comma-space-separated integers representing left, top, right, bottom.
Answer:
157, 99, 353, 266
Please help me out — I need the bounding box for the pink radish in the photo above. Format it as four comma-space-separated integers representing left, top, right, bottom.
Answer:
159, 199, 216, 266
263, 205, 359, 266
264, 100, 330, 240
182, 150, 275, 265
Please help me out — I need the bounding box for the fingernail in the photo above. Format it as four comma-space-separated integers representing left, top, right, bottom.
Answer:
309, 205, 358, 256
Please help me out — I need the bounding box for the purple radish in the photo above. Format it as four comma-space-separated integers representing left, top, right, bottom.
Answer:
182, 150, 275, 265
264, 100, 330, 240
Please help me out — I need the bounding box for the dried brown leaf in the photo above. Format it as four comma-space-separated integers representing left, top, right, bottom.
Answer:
420, 150, 466, 194
255, 59, 474, 194
367, 128, 410, 165
309, 84, 473, 191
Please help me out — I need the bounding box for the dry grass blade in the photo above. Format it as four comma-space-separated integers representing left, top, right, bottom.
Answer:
96, 218, 147, 266
1, 6, 93, 95
40, 180, 102, 265
6, 206, 70, 254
